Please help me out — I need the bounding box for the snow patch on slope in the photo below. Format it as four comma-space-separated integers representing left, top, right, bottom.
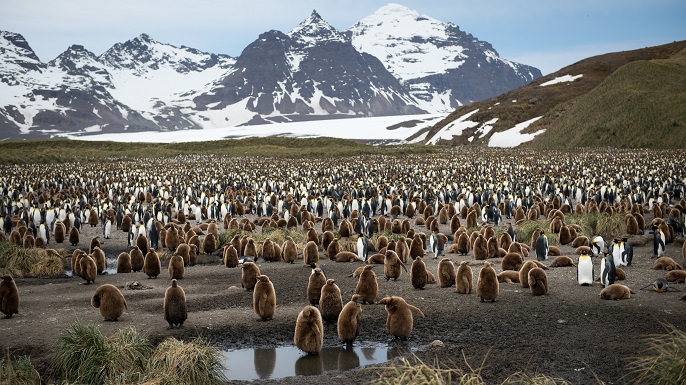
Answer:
427, 109, 480, 145
540, 74, 583, 86
488, 116, 544, 147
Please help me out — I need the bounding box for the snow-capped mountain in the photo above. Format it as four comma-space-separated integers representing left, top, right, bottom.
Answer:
348, 3, 542, 111
193, 11, 424, 125
0, 4, 542, 140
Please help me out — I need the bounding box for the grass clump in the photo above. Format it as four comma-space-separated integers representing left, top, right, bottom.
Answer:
514, 220, 558, 246
370, 356, 485, 385
628, 323, 686, 385
147, 337, 225, 385
565, 213, 626, 239
0, 241, 65, 278
52, 321, 224, 385
502, 372, 572, 385
0, 349, 41, 385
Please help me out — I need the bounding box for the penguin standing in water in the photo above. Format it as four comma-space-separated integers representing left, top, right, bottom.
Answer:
652, 223, 665, 258
600, 251, 616, 287
357, 234, 369, 262
430, 230, 443, 259
577, 250, 594, 285
535, 230, 549, 261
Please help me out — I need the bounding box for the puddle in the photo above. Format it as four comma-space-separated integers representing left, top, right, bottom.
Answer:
222, 341, 412, 381
65, 256, 118, 277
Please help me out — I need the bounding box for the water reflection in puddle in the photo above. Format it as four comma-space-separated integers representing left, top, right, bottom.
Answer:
65, 256, 118, 277
223, 342, 412, 381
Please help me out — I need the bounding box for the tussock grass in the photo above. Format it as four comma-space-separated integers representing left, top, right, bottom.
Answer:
147, 337, 225, 385
0, 349, 41, 385
52, 321, 224, 385
514, 220, 558, 246
628, 323, 686, 385
0, 241, 65, 278
565, 213, 626, 239
502, 372, 572, 385
370, 356, 485, 385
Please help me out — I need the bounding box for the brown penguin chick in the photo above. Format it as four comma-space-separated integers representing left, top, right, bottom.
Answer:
0, 275, 19, 318
410, 256, 428, 290
123, 245, 142, 272
22, 233, 35, 249
499, 231, 512, 252
528, 267, 549, 296
54, 221, 66, 243
366, 253, 385, 264
164, 279, 187, 328
90, 246, 106, 275
244, 238, 258, 259
241, 262, 261, 291
223, 245, 239, 268
253, 275, 276, 321
336, 251, 362, 262
401, 219, 412, 235
158, 228, 167, 249
261, 238, 278, 262
486, 237, 499, 259
395, 237, 410, 263
116, 252, 132, 273
501, 252, 523, 271
321, 231, 335, 253
558, 225, 573, 245
338, 294, 362, 347
355, 265, 378, 304
473, 235, 488, 260
69, 226, 80, 246
437, 258, 456, 288
188, 245, 198, 266
548, 245, 561, 257
307, 265, 327, 306
136, 234, 149, 256
376, 235, 389, 253
294, 305, 324, 355
165, 225, 180, 251
79, 255, 97, 284
507, 242, 524, 258
455, 232, 471, 256
91, 284, 127, 321
519, 260, 539, 288
572, 236, 590, 248
634, 213, 646, 232
497, 270, 521, 284
88, 236, 101, 255
549, 255, 575, 267
282, 237, 298, 264
575, 246, 591, 255
9, 230, 21, 246
34, 236, 46, 249
321, 217, 334, 233
625, 215, 639, 235
319, 279, 343, 323
168, 254, 185, 280
615, 267, 626, 280
666, 270, 686, 283
529, 229, 541, 250
409, 234, 424, 260
465, 210, 477, 228
202, 233, 217, 254
327, 238, 341, 261
379, 296, 425, 340
449, 214, 461, 235
456, 261, 473, 294
303, 241, 319, 265
144, 248, 162, 279
652, 256, 683, 271
384, 250, 408, 281
599, 284, 634, 300
549, 217, 563, 234
339, 219, 353, 238
477, 261, 499, 302
176, 243, 191, 266
306, 227, 319, 247
426, 270, 437, 284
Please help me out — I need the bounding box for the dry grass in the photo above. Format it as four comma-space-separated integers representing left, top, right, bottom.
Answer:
370, 356, 485, 385
627, 323, 686, 385
147, 337, 225, 385
0, 348, 41, 385
0, 241, 65, 278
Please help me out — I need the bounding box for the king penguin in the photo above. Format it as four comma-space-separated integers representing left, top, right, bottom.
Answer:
652, 223, 665, 258
590, 235, 604, 257
103, 218, 112, 239
430, 231, 443, 259
621, 237, 633, 266
535, 230, 549, 261
506, 223, 516, 242
611, 238, 626, 267
577, 250, 594, 285
600, 251, 616, 287
357, 234, 369, 262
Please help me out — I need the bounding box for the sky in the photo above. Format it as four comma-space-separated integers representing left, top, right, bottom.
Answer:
1, 0, 684, 75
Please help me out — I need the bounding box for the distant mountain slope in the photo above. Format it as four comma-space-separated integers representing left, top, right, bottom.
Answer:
413, 40, 686, 148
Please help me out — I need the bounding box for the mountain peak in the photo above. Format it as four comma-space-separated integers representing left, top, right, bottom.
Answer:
288, 9, 346, 46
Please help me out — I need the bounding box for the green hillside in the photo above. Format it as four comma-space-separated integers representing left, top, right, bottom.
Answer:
529, 48, 686, 148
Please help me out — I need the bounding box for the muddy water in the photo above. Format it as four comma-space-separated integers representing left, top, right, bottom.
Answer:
222, 342, 412, 381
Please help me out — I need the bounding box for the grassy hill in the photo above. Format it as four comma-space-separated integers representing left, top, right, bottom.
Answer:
413, 40, 686, 148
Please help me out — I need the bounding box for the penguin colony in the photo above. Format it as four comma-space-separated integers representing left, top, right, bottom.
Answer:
0, 150, 685, 359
